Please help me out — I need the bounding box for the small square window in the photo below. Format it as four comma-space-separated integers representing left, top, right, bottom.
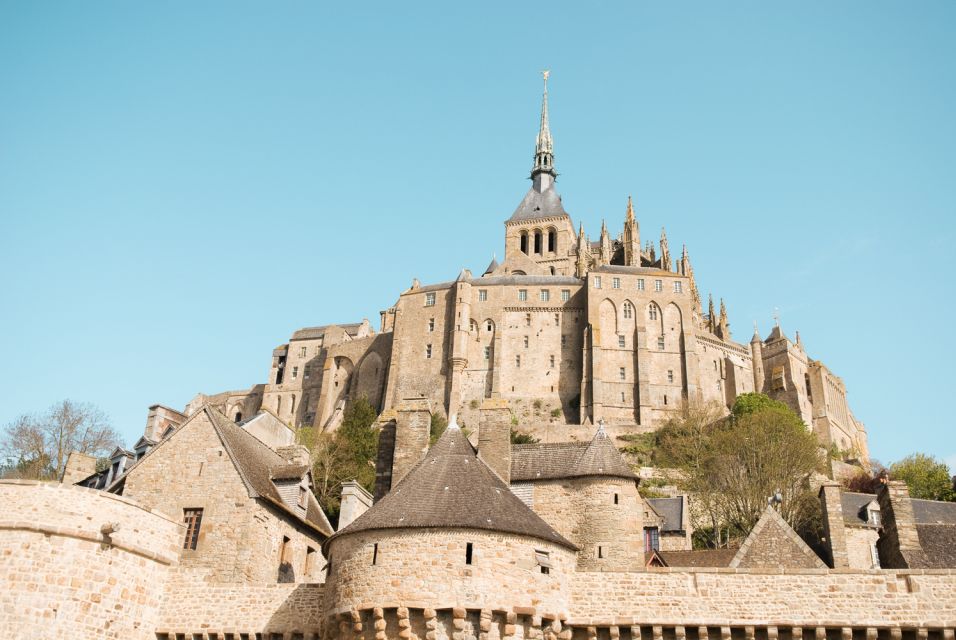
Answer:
540, 289, 550, 302
518, 289, 528, 302
478, 290, 487, 302
594, 276, 602, 289
612, 277, 620, 289
654, 279, 663, 292
637, 279, 645, 291
486, 321, 493, 332
561, 289, 570, 302
425, 292, 436, 307
425, 344, 433, 359
618, 335, 625, 348
674, 281, 682, 293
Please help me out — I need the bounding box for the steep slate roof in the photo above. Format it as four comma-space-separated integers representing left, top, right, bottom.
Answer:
647, 497, 685, 532
508, 185, 569, 222
511, 427, 637, 482
656, 548, 739, 568
204, 408, 334, 537
327, 424, 576, 551
915, 524, 956, 568
729, 506, 826, 569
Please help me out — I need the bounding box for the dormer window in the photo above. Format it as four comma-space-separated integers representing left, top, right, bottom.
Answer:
867, 505, 881, 527
298, 486, 308, 509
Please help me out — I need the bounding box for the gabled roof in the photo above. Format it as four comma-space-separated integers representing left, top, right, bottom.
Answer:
511, 426, 637, 482
204, 408, 334, 537
841, 491, 956, 526
647, 497, 685, 532
508, 184, 569, 222
729, 506, 825, 569
327, 424, 576, 552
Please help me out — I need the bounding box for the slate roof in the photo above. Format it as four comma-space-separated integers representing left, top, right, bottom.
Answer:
508, 184, 569, 222
841, 491, 956, 526
483, 256, 500, 275
270, 464, 311, 481
511, 427, 637, 482
327, 424, 576, 552
205, 408, 334, 537
916, 524, 956, 568
647, 497, 685, 532
656, 548, 738, 568
291, 322, 363, 341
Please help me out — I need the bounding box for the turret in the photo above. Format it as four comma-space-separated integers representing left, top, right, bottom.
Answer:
622, 196, 640, 267
599, 219, 612, 265
660, 228, 672, 271
750, 323, 765, 393
575, 222, 591, 278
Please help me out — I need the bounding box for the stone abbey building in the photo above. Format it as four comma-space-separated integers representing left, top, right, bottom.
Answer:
5, 78, 954, 640
189, 75, 868, 461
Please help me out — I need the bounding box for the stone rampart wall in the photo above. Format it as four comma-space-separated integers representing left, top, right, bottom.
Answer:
156, 571, 325, 638
0, 480, 183, 640
570, 569, 956, 628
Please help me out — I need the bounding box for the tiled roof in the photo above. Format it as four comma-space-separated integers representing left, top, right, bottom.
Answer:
916, 524, 956, 568
842, 491, 956, 526
647, 497, 684, 532
511, 427, 637, 482
327, 425, 576, 551
508, 184, 569, 222
657, 548, 738, 568
205, 408, 334, 537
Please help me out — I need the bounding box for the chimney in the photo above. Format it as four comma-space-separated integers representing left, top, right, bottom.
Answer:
338, 480, 373, 531
275, 445, 311, 467
818, 482, 849, 568
391, 398, 431, 487
61, 451, 97, 485
478, 398, 512, 484
876, 480, 924, 568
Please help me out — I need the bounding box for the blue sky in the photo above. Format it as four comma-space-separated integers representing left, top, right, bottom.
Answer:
1, 2, 954, 470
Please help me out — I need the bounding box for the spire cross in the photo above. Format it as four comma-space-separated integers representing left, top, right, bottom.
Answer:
773, 307, 780, 327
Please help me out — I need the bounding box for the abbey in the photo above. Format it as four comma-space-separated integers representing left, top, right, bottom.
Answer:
191, 75, 868, 462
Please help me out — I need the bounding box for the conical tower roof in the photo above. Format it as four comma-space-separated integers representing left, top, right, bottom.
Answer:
326, 424, 577, 550
576, 424, 638, 480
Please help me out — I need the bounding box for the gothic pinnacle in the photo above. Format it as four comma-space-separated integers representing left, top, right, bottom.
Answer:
531, 70, 555, 190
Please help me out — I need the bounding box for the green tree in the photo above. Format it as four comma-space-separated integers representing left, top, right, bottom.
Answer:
889, 454, 954, 501
429, 412, 448, 444
510, 430, 539, 444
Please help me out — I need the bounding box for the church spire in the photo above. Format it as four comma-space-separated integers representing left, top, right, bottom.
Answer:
531, 71, 556, 192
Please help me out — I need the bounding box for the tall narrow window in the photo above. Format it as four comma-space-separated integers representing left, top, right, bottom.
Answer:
290, 394, 296, 414
594, 276, 602, 289
478, 290, 487, 302
612, 277, 621, 289
657, 336, 665, 351
614, 493, 619, 504
372, 543, 379, 565
644, 527, 660, 552
524, 336, 529, 348
561, 289, 570, 302
674, 281, 683, 293
234, 412, 242, 423
306, 546, 317, 576
183, 508, 203, 550
280, 536, 291, 566
619, 367, 626, 380
540, 289, 550, 302
598, 546, 604, 559
637, 279, 645, 291
654, 279, 663, 292
526, 313, 532, 327
623, 302, 632, 319
465, 542, 474, 565
484, 346, 491, 360
486, 321, 493, 332
515, 355, 521, 368
425, 344, 433, 359
518, 289, 528, 302
548, 230, 557, 252
291, 366, 298, 380
649, 305, 658, 321
299, 346, 307, 358
550, 355, 555, 368
428, 318, 435, 332
667, 370, 674, 383
561, 335, 567, 347
520, 232, 528, 254
534, 231, 542, 254
298, 485, 308, 509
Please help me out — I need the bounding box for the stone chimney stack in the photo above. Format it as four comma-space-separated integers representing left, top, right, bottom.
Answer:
478, 398, 512, 484
818, 482, 849, 568
275, 445, 311, 467
61, 451, 97, 485
391, 398, 432, 487
877, 479, 924, 568
338, 480, 373, 531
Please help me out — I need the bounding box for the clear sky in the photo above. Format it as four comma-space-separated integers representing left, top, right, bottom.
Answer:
1, 2, 954, 470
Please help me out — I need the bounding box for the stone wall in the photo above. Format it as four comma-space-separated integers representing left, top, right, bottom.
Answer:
0, 480, 182, 640
570, 569, 956, 627
157, 571, 325, 638
324, 528, 575, 618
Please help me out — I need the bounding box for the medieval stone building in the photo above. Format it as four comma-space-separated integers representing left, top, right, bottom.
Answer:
186, 75, 867, 463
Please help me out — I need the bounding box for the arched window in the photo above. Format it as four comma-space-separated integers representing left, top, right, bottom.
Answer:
520, 232, 528, 254
534, 231, 542, 254
548, 229, 557, 252
234, 412, 242, 423
290, 394, 296, 414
